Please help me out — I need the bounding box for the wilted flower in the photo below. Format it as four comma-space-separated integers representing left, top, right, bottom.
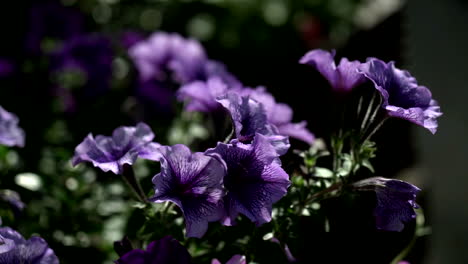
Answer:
240, 87, 315, 144
178, 77, 229, 112
115, 236, 191, 264
352, 177, 421, 232
206, 133, 290, 226
300, 49, 366, 93
0, 227, 59, 264
0, 106, 25, 148
72, 123, 160, 174
150, 144, 225, 238
358, 58, 442, 134
217, 92, 290, 155
211, 255, 246, 264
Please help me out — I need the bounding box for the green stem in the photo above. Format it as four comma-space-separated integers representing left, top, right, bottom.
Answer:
361, 117, 388, 144
390, 234, 417, 264
121, 164, 147, 203
361, 92, 377, 131
303, 182, 343, 206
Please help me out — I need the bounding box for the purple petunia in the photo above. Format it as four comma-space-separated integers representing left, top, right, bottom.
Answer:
128, 32, 239, 111
115, 236, 191, 264
150, 144, 225, 238
358, 58, 442, 134
129, 32, 208, 84
300, 49, 366, 93
0, 227, 59, 264
177, 77, 229, 113
211, 255, 246, 264
352, 177, 421, 232
72, 123, 160, 175
240, 87, 315, 145
0, 106, 25, 148
217, 92, 290, 155
205, 133, 290, 226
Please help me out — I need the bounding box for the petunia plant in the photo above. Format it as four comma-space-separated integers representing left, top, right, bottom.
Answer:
0, 25, 441, 263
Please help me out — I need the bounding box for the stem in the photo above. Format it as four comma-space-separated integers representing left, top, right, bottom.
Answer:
121, 164, 147, 203
361, 117, 388, 144
356, 96, 363, 119
303, 182, 343, 205
365, 94, 383, 133
361, 92, 376, 131
390, 234, 417, 264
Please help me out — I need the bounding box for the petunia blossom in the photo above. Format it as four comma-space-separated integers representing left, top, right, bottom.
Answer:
0, 227, 59, 264
216, 92, 290, 155
0, 106, 25, 148
150, 144, 225, 238
299, 49, 366, 93
128, 32, 239, 112
115, 236, 191, 264
211, 255, 246, 264
240, 87, 315, 144
352, 177, 421, 232
72, 123, 160, 175
177, 77, 229, 112
205, 133, 290, 226
358, 58, 442, 134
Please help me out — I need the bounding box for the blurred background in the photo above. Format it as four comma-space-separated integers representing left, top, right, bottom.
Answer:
0, 0, 466, 263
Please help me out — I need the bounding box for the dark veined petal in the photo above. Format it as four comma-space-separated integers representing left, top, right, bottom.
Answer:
205, 134, 290, 226
150, 144, 225, 238
358, 58, 442, 134
0, 227, 59, 264
300, 49, 365, 93
72, 122, 159, 174
352, 177, 421, 232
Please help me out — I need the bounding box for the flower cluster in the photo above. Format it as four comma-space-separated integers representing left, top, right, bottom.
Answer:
128, 32, 240, 111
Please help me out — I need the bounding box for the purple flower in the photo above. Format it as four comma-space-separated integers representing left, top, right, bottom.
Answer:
72, 123, 160, 175
0, 106, 25, 148
0, 227, 59, 264
358, 59, 442, 134
205, 134, 290, 226
240, 87, 315, 144
217, 92, 290, 155
129, 32, 207, 83
352, 177, 421, 232
177, 77, 229, 112
128, 32, 239, 111
211, 255, 246, 264
299, 49, 366, 93
150, 144, 225, 238
26, 3, 84, 54
115, 236, 191, 264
